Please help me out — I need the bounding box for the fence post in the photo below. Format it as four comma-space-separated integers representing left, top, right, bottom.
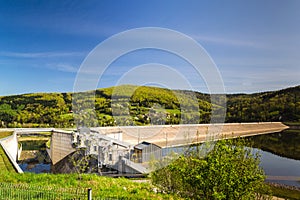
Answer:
88, 188, 92, 200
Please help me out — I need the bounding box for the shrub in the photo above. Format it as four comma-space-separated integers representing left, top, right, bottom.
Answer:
151, 138, 271, 199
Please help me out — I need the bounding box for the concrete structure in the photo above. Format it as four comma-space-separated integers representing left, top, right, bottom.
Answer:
49, 130, 76, 165
71, 128, 149, 174
3, 128, 75, 166
0, 122, 289, 174
0, 128, 75, 171
72, 129, 131, 167
0, 132, 23, 173
1, 128, 151, 174
69, 122, 288, 174
133, 142, 162, 163
91, 122, 289, 147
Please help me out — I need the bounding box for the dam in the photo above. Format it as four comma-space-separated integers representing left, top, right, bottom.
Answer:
0, 122, 289, 174
91, 122, 288, 147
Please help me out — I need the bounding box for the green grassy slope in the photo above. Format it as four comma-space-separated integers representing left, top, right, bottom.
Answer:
0, 131, 15, 172
0, 172, 178, 199
0, 84, 299, 128
0, 145, 15, 172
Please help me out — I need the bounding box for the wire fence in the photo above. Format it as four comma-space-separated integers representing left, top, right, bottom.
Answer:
0, 182, 88, 200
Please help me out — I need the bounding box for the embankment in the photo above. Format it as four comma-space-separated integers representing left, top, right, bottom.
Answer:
0, 132, 23, 173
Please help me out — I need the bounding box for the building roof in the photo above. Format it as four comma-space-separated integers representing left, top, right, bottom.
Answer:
134, 141, 161, 150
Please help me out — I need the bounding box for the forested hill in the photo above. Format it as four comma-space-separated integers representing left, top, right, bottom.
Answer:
226, 85, 300, 122
0, 85, 299, 128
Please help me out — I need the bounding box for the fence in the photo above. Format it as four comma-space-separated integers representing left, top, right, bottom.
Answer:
0, 182, 88, 200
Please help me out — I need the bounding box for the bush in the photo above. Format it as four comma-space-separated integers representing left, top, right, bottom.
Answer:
151, 138, 271, 199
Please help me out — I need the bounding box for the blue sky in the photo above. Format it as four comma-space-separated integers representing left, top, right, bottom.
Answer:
0, 0, 299, 95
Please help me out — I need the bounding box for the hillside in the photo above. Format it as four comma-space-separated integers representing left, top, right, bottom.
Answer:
0, 85, 299, 128
226, 85, 300, 122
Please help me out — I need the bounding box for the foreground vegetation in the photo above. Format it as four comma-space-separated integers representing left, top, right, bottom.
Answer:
151, 138, 271, 200
0, 85, 299, 128
0, 172, 298, 199
0, 131, 298, 199
0, 172, 176, 199
0, 130, 173, 199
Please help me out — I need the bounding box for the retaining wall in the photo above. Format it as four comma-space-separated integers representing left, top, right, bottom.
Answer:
50, 131, 76, 165
0, 132, 23, 173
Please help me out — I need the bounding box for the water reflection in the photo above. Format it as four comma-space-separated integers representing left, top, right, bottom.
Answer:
248, 129, 300, 160
255, 148, 300, 187
18, 140, 51, 173
19, 163, 50, 173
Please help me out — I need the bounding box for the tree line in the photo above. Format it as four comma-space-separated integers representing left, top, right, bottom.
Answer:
0, 85, 299, 128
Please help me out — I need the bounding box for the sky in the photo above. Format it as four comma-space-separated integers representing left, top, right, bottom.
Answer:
0, 0, 299, 96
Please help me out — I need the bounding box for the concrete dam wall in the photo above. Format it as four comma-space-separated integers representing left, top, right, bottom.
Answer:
92, 122, 289, 147
49, 131, 76, 165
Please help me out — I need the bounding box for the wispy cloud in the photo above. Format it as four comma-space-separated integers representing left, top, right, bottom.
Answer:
0, 51, 85, 58
191, 34, 262, 48
46, 63, 79, 73
220, 64, 300, 93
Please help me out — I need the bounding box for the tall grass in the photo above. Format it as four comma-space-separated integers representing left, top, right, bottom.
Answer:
0, 182, 86, 200
0, 172, 178, 199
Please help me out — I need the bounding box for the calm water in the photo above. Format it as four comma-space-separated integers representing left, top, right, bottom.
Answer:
19, 163, 50, 173
257, 148, 300, 187
18, 140, 51, 173
249, 129, 300, 187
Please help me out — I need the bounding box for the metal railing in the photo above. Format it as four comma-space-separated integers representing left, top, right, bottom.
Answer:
0, 182, 88, 200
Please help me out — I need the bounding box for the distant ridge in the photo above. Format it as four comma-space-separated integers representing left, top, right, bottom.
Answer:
0, 84, 299, 128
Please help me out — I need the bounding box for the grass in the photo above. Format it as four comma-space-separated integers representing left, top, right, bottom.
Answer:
166, 109, 181, 115
0, 145, 16, 173
284, 121, 300, 126
0, 172, 179, 199
0, 131, 16, 173
0, 171, 299, 199
0, 131, 13, 139
46, 139, 51, 148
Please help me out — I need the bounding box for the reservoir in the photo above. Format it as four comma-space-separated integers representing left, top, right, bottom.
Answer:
250, 129, 300, 187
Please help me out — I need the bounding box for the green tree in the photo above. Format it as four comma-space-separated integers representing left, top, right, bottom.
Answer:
0, 104, 17, 127
151, 138, 270, 199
